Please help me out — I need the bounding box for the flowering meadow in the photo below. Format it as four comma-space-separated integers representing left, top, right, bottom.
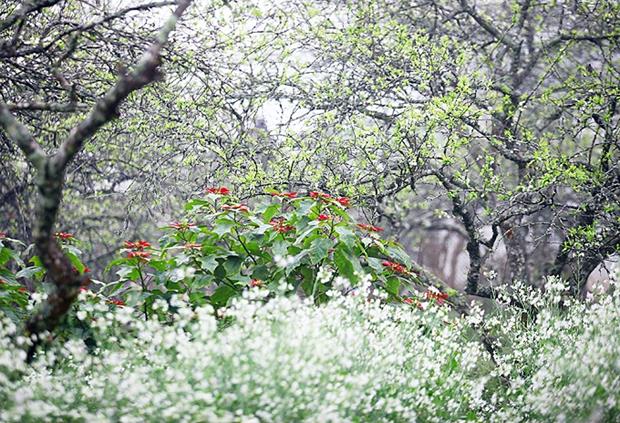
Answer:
0, 276, 619, 422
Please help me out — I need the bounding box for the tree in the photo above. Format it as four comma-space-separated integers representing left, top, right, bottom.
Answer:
0, 0, 193, 359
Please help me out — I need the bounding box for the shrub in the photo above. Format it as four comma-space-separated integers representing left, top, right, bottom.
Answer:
105, 188, 449, 315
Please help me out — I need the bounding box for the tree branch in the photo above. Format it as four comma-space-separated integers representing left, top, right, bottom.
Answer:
0, 0, 62, 33
0, 103, 47, 169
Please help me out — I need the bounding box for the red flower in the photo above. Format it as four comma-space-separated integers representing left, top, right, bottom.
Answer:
221, 204, 249, 213
107, 298, 125, 307
206, 186, 230, 195
18, 287, 28, 293
403, 297, 414, 305
127, 250, 151, 260
425, 290, 449, 305
183, 242, 202, 250
249, 278, 263, 287
169, 222, 196, 231
124, 240, 151, 250
357, 223, 384, 232
55, 232, 74, 240
317, 214, 331, 221
83, 266, 91, 273
382, 260, 408, 274
79, 287, 88, 292
0, 231, 6, 239
336, 197, 351, 207
269, 217, 295, 233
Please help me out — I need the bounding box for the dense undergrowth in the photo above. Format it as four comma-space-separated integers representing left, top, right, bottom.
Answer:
1, 189, 619, 422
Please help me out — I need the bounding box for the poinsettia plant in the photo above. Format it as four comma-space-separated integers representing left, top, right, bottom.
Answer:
106, 187, 450, 314
0, 231, 94, 323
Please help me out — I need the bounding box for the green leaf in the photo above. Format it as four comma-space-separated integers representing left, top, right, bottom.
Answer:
261, 203, 281, 223
213, 218, 236, 237
335, 226, 356, 248
199, 255, 219, 273
15, 266, 43, 280
386, 245, 412, 267
286, 250, 308, 275
309, 238, 332, 265
0, 248, 11, 267
7, 248, 24, 267
116, 266, 140, 281
366, 257, 385, 273
222, 255, 242, 276
272, 240, 290, 257
251, 265, 271, 280
210, 285, 237, 307
334, 246, 355, 283
184, 198, 211, 212
385, 277, 400, 296
0, 268, 17, 284
64, 251, 84, 272
294, 223, 318, 246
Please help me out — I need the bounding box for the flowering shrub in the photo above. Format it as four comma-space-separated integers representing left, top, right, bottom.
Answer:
1, 277, 619, 422
0, 281, 492, 422
480, 278, 620, 422
105, 188, 445, 314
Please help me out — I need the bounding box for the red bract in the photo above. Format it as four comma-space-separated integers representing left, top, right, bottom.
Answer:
18, 287, 28, 293
336, 197, 351, 207
425, 290, 449, 305
249, 278, 263, 287
272, 191, 297, 199
317, 214, 331, 221
74, 266, 91, 274
169, 222, 196, 231
382, 260, 407, 274
309, 191, 331, 200
206, 186, 230, 195
269, 217, 295, 233
107, 299, 125, 307
357, 223, 384, 232
403, 297, 414, 305
55, 232, 74, 240
127, 251, 151, 260
124, 240, 151, 250
221, 204, 249, 213
183, 242, 202, 250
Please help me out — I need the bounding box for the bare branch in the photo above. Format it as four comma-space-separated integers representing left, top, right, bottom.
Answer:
52, 0, 192, 172
0, 103, 46, 169
0, 0, 62, 33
